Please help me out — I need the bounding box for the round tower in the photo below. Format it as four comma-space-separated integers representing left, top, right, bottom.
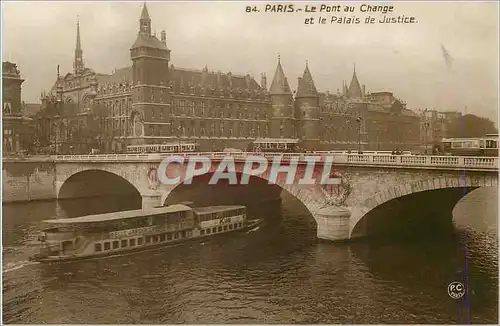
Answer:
268, 55, 295, 139
295, 61, 320, 149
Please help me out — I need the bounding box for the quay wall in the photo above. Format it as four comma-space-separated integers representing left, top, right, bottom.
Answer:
2, 161, 57, 203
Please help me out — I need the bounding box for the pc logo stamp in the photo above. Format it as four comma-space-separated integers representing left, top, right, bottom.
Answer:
447, 281, 465, 299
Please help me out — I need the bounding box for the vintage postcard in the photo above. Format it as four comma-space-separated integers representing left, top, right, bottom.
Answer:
1, 1, 498, 324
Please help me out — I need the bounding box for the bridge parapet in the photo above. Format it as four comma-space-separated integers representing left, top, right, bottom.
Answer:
44, 152, 499, 172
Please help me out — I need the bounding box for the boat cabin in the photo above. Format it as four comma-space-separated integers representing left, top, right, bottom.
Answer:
38, 204, 194, 257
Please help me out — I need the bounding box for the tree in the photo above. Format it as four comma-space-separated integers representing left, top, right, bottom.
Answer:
446, 114, 498, 138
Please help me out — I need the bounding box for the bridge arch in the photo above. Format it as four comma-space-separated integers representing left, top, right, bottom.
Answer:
161, 171, 336, 228
57, 168, 142, 202
350, 174, 498, 239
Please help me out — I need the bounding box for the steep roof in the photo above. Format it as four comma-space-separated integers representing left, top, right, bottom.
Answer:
140, 2, 150, 21
269, 56, 292, 95
89, 65, 263, 91
96, 67, 133, 85
295, 62, 318, 98
169, 67, 262, 90
131, 34, 168, 50
347, 65, 362, 98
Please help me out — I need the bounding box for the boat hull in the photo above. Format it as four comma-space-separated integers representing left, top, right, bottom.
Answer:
29, 219, 262, 264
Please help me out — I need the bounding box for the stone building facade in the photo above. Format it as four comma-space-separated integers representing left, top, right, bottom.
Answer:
39, 3, 420, 154
2, 61, 34, 155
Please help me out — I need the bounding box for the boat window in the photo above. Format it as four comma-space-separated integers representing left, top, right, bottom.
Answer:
206, 228, 211, 234
130, 239, 136, 246
95, 243, 102, 252
218, 226, 223, 232
167, 233, 172, 240
200, 229, 205, 235
145, 235, 151, 244
160, 234, 166, 242
121, 240, 128, 247
113, 241, 119, 249
138, 238, 143, 245
229, 224, 233, 230
104, 242, 111, 250
212, 227, 217, 233
234, 223, 238, 229
223, 225, 228, 231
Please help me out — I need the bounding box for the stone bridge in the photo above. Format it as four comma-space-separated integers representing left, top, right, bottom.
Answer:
3, 152, 498, 241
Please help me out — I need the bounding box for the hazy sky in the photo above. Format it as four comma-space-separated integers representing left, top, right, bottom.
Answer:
2, 1, 499, 123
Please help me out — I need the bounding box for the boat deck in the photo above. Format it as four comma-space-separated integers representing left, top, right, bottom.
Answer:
193, 205, 245, 214
42, 204, 193, 225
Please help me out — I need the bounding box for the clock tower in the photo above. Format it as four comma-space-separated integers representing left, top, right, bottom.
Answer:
130, 2, 171, 145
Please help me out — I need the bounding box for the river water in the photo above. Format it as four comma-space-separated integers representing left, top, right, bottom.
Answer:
2, 188, 498, 324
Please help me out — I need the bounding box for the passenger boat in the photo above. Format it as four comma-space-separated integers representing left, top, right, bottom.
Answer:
30, 204, 260, 263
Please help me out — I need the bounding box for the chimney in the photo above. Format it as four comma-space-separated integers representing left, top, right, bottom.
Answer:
161, 30, 166, 46
261, 73, 267, 90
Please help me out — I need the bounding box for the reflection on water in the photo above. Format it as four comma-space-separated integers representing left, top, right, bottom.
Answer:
2, 188, 498, 324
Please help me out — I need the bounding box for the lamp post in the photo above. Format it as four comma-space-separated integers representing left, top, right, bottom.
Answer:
424, 120, 430, 155
356, 116, 362, 153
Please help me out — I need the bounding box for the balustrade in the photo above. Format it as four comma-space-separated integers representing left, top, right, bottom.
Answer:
48, 152, 498, 170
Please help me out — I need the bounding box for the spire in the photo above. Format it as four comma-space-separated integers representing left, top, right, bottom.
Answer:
76, 16, 82, 52
347, 63, 362, 98
269, 55, 291, 95
141, 2, 150, 21
296, 61, 318, 98
74, 16, 84, 75
139, 2, 152, 36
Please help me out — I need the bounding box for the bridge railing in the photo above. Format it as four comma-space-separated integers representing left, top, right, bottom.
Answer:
49, 152, 498, 170
342, 154, 497, 170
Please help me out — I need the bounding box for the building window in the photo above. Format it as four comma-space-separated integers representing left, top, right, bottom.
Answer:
239, 123, 244, 137
104, 242, 110, 250
200, 229, 205, 235
200, 122, 206, 136
212, 227, 217, 233
138, 238, 143, 245
160, 234, 166, 241
179, 100, 185, 115
130, 238, 136, 246
167, 233, 172, 240
95, 243, 102, 252
201, 102, 206, 116
112, 241, 119, 249
121, 240, 128, 247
